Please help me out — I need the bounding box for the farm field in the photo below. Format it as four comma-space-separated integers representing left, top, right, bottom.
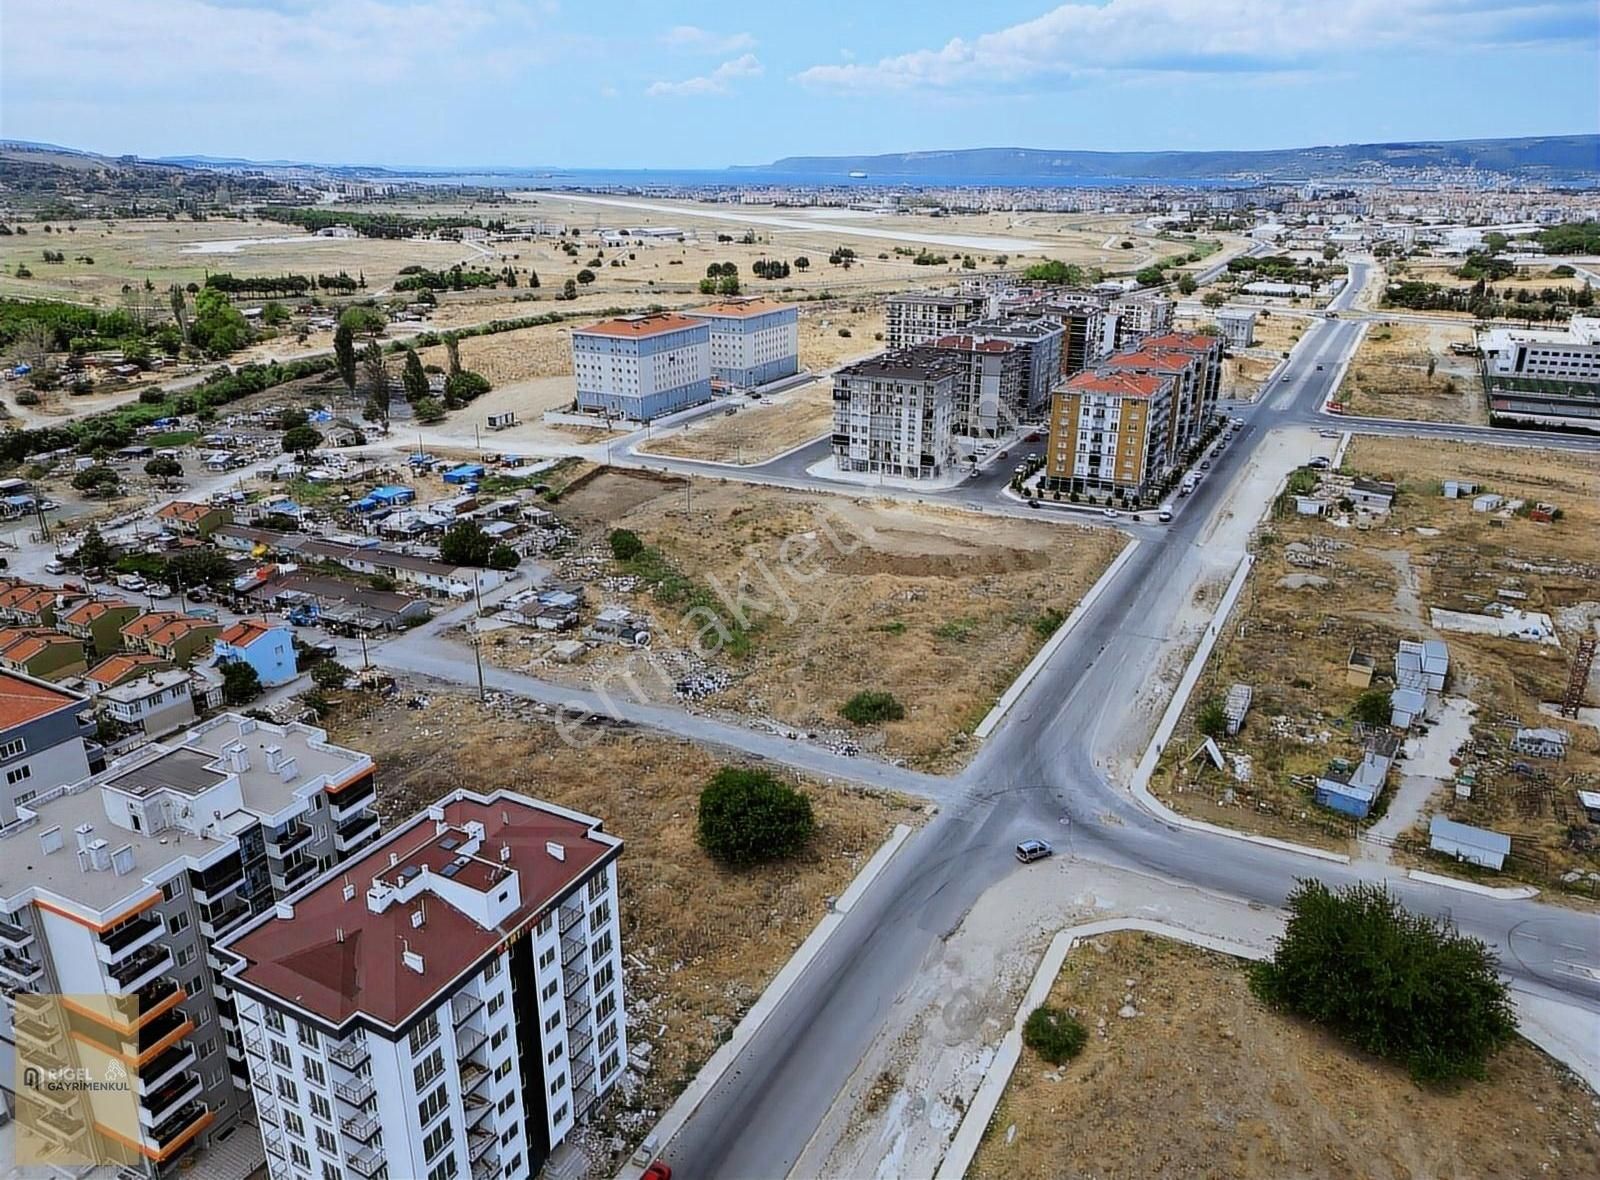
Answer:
970, 932, 1600, 1180
483, 471, 1126, 772
1151, 436, 1600, 883
324, 688, 921, 1172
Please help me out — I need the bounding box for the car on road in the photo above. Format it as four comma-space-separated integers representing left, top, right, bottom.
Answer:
1309, 456, 1330, 469
1319, 428, 1339, 438
44, 558, 67, 575
1200, 460, 1212, 471
641, 1164, 672, 1180
1101, 507, 1121, 518
1026, 498, 1040, 509
1015, 839, 1054, 863
1316, 364, 1325, 371
1158, 504, 1174, 522
145, 583, 174, 599
998, 449, 1010, 459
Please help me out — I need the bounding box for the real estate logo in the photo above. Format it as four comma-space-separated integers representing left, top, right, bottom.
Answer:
12, 993, 144, 1167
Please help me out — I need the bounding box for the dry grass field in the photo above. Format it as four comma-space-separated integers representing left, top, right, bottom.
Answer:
1337, 319, 1486, 423
641, 378, 834, 464
487, 471, 1124, 771
1152, 437, 1600, 877
971, 932, 1600, 1180
325, 689, 922, 1165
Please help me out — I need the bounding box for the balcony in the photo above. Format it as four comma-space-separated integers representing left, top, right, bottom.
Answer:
105, 945, 173, 993
0, 950, 44, 985
334, 812, 380, 852
138, 1042, 198, 1095
341, 1110, 380, 1143
334, 1076, 375, 1107
451, 990, 484, 1026
139, 1070, 202, 1127
567, 1024, 593, 1062
198, 897, 251, 940
560, 929, 586, 966
148, 1100, 209, 1154
459, 1061, 490, 1094
268, 820, 312, 859
456, 1025, 488, 1060
110, 975, 183, 1027
349, 1146, 387, 1177
0, 915, 35, 949
262, 1130, 286, 1160
13, 1009, 62, 1047
471, 1156, 500, 1180
558, 900, 584, 934
243, 1031, 265, 1060
277, 857, 317, 890
330, 781, 376, 821
98, 913, 164, 962
328, 1033, 370, 1071
467, 1129, 497, 1163
464, 1093, 493, 1129
570, 1052, 597, 1094
34, 1106, 87, 1146
137, 1007, 193, 1059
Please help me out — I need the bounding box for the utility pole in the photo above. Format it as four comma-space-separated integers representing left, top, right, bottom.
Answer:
473, 633, 485, 701
359, 628, 370, 669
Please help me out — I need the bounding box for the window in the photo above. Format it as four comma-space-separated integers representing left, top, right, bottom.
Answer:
426, 1160, 455, 1180
291, 1144, 310, 1170
544, 1009, 562, 1034
13, 788, 35, 807
541, 978, 558, 1003
284, 1111, 304, 1138
482, 956, 502, 982
0, 738, 25, 760
297, 1023, 320, 1051
264, 1008, 285, 1034
161, 878, 185, 902
588, 873, 608, 902
601, 1048, 620, 1078
550, 1072, 565, 1096
276, 1076, 297, 1104
315, 1126, 336, 1155
168, 911, 190, 934
590, 899, 611, 930
6, 765, 31, 785
494, 1058, 513, 1082
590, 931, 612, 965
408, 1012, 440, 1056
490, 1027, 507, 1051
598, 1021, 617, 1052
414, 1047, 445, 1091
498, 1091, 516, 1115
538, 946, 556, 971
422, 1118, 453, 1163
304, 1059, 325, 1088
595, 990, 616, 1024
418, 1081, 448, 1127
546, 1041, 564, 1066
487, 993, 504, 1017
309, 1092, 332, 1124
270, 1040, 292, 1069
550, 1104, 568, 1125
322, 1163, 341, 1180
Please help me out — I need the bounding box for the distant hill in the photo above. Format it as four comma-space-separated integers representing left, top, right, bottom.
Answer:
746, 136, 1600, 182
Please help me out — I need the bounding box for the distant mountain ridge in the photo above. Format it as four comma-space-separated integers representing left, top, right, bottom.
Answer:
746, 136, 1600, 181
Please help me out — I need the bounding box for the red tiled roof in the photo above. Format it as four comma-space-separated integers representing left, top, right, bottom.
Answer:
1143, 332, 1222, 353
0, 668, 81, 730
1, 633, 79, 665
227, 793, 616, 1028
686, 299, 788, 319
61, 599, 136, 627
575, 312, 703, 339
12, 589, 65, 616
1104, 348, 1199, 372
146, 618, 220, 649
85, 653, 172, 688
0, 584, 44, 610
156, 501, 215, 523
120, 611, 185, 640
1063, 371, 1168, 399
217, 618, 276, 648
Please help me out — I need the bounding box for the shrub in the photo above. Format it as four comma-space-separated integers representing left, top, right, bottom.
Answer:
696, 767, 815, 867
1023, 1006, 1087, 1064
220, 660, 262, 706
840, 690, 905, 725
310, 661, 352, 690
1196, 698, 1228, 738
608, 528, 644, 561
1250, 881, 1515, 1084
1351, 689, 1392, 727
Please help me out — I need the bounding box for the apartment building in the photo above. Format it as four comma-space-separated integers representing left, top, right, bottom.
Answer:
1216, 308, 1257, 349
1142, 332, 1225, 444
883, 291, 988, 348
217, 790, 625, 1180
1041, 297, 1113, 376
1044, 370, 1177, 501
831, 349, 964, 480
571, 312, 712, 422
1108, 292, 1174, 349
0, 715, 378, 1177
1102, 346, 1208, 463
100, 670, 197, 740
683, 298, 800, 390
0, 669, 97, 825
931, 336, 1027, 437
967, 317, 1065, 419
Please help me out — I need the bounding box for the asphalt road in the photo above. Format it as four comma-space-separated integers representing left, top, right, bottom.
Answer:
363, 260, 1600, 1179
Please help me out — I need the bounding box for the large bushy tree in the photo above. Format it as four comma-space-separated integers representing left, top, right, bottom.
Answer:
696, 767, 815, 867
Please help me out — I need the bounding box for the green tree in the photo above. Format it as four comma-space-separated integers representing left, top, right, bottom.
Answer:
608, 528, 644, 560
488, 544, 519, 571
282, 424, 324, 456
444, 370, 490, 403
168, 283, 189, 344
74, 525, 113, 571
1176, 273, 1198, 296
1135, 264, 1167, 287
696, 767, 815, 867
278, 406, 309, 430
1483, 231, 1509, 255
1351, 689, 1392, 727
1022, 1006, 1088, 1065
401, 347, 429, 405
333, 322, 358, 392
310, 661, 352, 690
444, 333, 461, 377
716, 273, 741, 296
143, 455, 183, 482
793, 256, 809, 271
576, 268, 596, 286
220, 660, 262, 706
840, 690, 905, 725
70, 465, 120, 498
561, 278, 577, 300
339, 305, 387, 338
1202, 291, 1226, 309
1250, 881, 1515, 1084
412, 396, 445, 423
261, 301, 291, 326
439, 519, 492, 567
1021, 260, 1085, 284
1197, 698, 1228, 738
361, 341, 388, 402
190, 287, 251, 356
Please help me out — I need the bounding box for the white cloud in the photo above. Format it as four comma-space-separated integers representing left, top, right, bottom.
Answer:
647, 53, 763, 98
796, 0, 1595, 91
661, 25, 757, 54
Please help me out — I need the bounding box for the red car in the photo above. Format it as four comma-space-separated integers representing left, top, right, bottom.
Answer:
642, 1164, 673, 1180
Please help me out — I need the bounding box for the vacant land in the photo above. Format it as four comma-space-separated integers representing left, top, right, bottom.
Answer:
970, 932, 1600, 1180
1183, 310, 1305, 400
641, 378, 833, 464
325, 689, 921, 1166
487, 471, 1124, 771
1153, 437, 1600, 877
1337, 319, 1485, 423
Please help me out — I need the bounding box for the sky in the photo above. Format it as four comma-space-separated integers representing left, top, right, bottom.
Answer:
2, 0, 1597, 169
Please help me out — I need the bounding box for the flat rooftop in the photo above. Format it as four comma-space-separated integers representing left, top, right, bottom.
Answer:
837, 348, 964, 382
225, 792, 618, 1028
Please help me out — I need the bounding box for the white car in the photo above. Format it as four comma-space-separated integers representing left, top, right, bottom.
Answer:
1101, 507, 1121, 519
1015, 839, 1054, 864
1319, 428, 1339, 438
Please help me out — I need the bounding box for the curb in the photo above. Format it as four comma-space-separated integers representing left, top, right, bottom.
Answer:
1126, 554, 1352, 865
615, 822, 916, 1179
974, 538, 1141, 740
934, 919, 1268, 1180
1406, 869, 1540, 900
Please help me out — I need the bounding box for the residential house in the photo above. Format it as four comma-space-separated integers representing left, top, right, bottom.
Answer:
122, 613, 221, 666
1216, 308, 1257, 349
57, 599, 141, 658
1347, 478, 1397, 514
8, 588, 86, 629
884, 290, 988, 348
156, 500, 233, 539
1428, 815, 1511, 870
1442, 480, 1479, 499
1346, 649, 1375, 688
1472, 493, 1505, 512
212, 619, 299, 688
0, 668, 97, 824
0, 628, 88, 682
99, 668, 196, 738
1390, 686, 1427, 728
1314, 731, 1399, 819
82, 652, 174, 693
1044, 369, 1177, 501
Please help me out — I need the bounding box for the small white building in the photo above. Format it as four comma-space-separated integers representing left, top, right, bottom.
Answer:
1216, 308, 1258, 349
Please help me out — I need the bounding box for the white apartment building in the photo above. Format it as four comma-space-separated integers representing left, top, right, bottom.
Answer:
883, 292, 989, 349
683, 298, 800, 389
1478, 316, 1600, 385
0, 715, 378, 1178
218, 789, 625, 1180
1108, 293, 1174, 349
571, 313, 712, 422
1216, 308, 1258, 350
832, 349, 964, 479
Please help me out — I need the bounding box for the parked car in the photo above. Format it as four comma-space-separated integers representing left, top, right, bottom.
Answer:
1200, 460, 1212, 470
1101, 507, 1120, 518
1318, 428, 1339, 438
1015, 839, 1054, 864
642, 1163, 673, 1180
115, 573, 146, 592
145, 582, 174, 599
1309, 456, 1330, 470
44, 558, 67, 575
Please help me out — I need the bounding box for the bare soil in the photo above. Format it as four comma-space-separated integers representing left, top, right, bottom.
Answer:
323, 688, 922, 1167
971, 932, 1600, 1180
1338, 319, 1486, 424
639, 378, 833, 464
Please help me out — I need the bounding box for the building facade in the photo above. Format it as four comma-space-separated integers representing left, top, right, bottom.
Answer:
213, 619, 299, 688
831, 349, 963, 480
571, 313, 712, 422
1108, 293, 1174, 350
967, 317, 1066, 419
684, 298, 800, 389
0, 715, 378, 1177
219, 790, 626, 1180
1044, 370, 1176, 501
0, 669, 97, 826
883, 292, 987, 349
931, 336, 1027, 438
